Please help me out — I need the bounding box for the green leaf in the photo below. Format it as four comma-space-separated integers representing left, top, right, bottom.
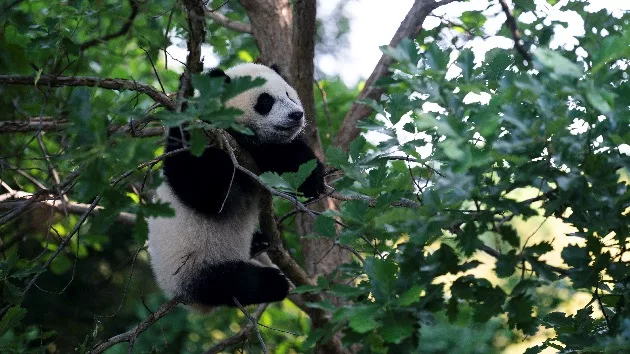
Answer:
347, 305, 382, 333
259, 172, 291, 190
397, 285, 421, 306
132, 212, 149, 243
292, 285, 321, 294
222, 76, 266, 100
349, 136, 367, 162
380, 313, 415, 344
561, 245, 590, 268
3, 282, 23, 305
0, 306, 27, 336
10, 265, 46, 280
533, 48, 583, 78
460, 11, 486, 29
188, 128, 207, 157
495, 250, 519, 278
364, 257, 398, 299
525, 242, 553, 256
387, 94, 410, 125
498, 224, 520, 248
457, 48, 475, 82
356, 98, 386, 116
314, 215, 336, 238
326, 146, 348, 167
282, 159, 317, 191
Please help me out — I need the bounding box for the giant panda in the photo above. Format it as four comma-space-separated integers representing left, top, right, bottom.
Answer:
147, 63, 325, 308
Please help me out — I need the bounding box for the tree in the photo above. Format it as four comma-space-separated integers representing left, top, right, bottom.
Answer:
0, 0, 629, 353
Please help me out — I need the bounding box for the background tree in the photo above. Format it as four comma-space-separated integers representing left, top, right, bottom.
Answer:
0, 0, 629, 353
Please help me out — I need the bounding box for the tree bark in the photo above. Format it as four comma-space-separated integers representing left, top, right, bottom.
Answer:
239, 0, 293, 77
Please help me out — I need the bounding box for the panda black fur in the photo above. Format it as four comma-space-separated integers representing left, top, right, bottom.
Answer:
147, 63, 325, 308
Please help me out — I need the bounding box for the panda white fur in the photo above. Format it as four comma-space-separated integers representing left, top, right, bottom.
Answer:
147, 63, 324, 307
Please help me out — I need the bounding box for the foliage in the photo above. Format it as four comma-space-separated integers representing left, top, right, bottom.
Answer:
0, 0, 629, 353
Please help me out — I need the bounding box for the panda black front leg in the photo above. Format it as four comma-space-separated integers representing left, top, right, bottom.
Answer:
185, 261, 289, 306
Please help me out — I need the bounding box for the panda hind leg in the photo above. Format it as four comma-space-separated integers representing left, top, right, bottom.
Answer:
186, 260, 289, 307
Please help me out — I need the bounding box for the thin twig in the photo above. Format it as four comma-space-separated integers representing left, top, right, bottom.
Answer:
79, 0, 140, 50
89, 297, 181, 354
204, 5, 252, 33
220, 133, 317, 219
139, 46, 166, 94
203, 304, 268, 354
498, 0, 532, 63
232, 298, 267, 354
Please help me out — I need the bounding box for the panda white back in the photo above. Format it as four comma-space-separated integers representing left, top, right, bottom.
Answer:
147, 63, 325, 308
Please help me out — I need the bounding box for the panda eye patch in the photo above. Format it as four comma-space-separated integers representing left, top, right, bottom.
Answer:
254, 93, 275, 115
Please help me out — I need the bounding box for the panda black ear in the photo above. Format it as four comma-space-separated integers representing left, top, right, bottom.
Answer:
207, 68, 231, 83
269, 64, 281, 75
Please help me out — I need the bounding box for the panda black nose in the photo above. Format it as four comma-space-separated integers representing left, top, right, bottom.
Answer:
288, 111, 304, 121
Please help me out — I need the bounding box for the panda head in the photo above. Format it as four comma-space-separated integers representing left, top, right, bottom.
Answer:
210, 63, 304, 144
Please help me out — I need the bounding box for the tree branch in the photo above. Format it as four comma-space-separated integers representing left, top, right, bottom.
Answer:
498, 0, 532, 63
78, 0, 140, 50
203, 304, 267, 354
335, 0, 464, 152
89, 297, 181, 354
178, 0, 207, 109
0, 118, 165, 137
204, 7, 252, 33
0, 191, 136, 225
0, 75, 175, 110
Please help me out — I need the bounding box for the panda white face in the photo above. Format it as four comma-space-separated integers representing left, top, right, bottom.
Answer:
225, 63, 305, 144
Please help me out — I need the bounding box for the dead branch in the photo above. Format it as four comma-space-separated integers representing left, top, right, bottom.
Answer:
203, 303, 267, 354
335, 0, 464, 152
78, 0, 140, 50
0, 171, 79, 226
498, 0, 532, 63
0, 191, 136, 225
0, 75, 175, 110
204, 7, 252, 33
89, 297, 181, 354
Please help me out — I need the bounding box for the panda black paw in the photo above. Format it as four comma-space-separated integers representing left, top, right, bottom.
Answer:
297, 161, 326, 198
250, 231, 272, 257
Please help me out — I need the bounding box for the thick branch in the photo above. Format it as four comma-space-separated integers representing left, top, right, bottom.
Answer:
204, 8, 252, 33
335, 0, 463, 152
498, 0, 532, 63
291, 0, 323, 160
0, 75, 175, 110
78, 0, 139, 50
89, 297, 181, 354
